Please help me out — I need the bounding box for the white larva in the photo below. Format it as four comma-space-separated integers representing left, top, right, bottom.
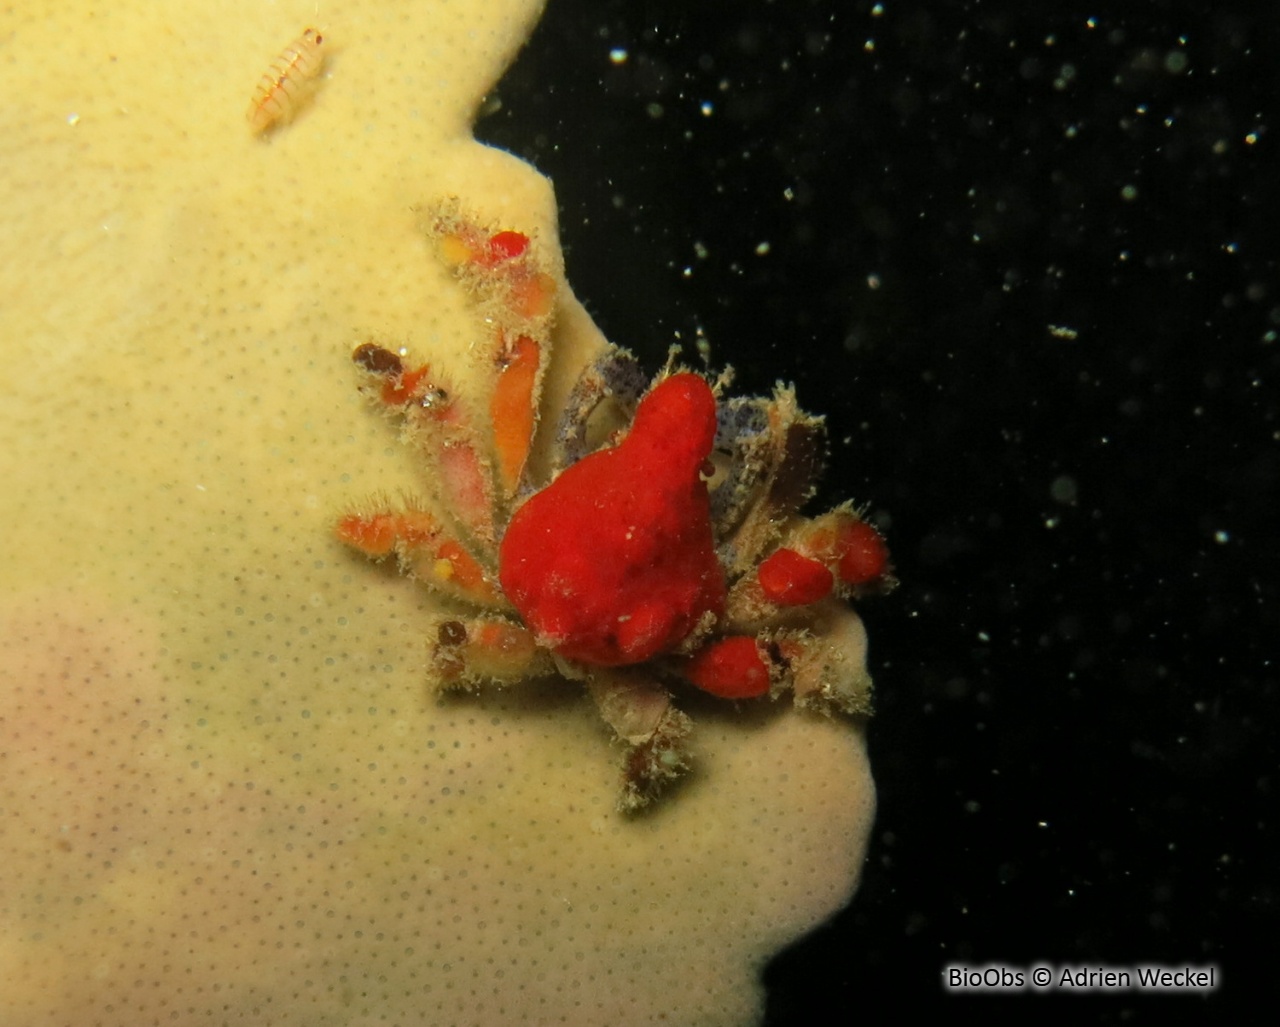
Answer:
247, 27, 326, 134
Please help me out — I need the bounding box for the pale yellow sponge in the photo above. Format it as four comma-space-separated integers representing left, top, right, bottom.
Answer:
0, 2, 877, 1024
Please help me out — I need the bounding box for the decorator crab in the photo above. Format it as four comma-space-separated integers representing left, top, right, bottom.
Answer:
337, 204, 893, 811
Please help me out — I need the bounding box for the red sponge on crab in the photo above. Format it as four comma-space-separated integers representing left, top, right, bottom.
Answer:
499, 373, 726, 666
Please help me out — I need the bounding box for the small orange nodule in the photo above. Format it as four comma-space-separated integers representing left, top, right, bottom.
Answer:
758, 547, 834, 606
684, 637, 771, 699
490, 334, 541, 494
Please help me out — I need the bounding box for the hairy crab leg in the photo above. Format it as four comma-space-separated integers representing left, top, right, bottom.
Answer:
431, 616, 555, 686
672, 614, 872, 717
351, 343, 497, 544
490, 332, 542, 495
725, 506, 894, 627
781, 602, 875, 716
585, 670, 693, 812
431, 205, 557, 502
773, 507, 894, 595
335, 503, 507, 609
710, 386, 827, 580
548, 345, 648, 473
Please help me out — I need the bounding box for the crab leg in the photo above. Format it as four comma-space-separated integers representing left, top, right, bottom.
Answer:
431, 616, 555, 686
351, 343, 497, 543
490, 332, 541, 495
724, 506, 894, 627
781, 602, 875, 717
335, 503, 507, 609
586, 670, 693, 813
432, 206, 557, 331
711, 385, 827, 579
431, 205, 558, 501
549, 345, 648, 472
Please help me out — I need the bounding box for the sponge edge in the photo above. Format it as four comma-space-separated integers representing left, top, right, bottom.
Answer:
0, 3, 877, 1026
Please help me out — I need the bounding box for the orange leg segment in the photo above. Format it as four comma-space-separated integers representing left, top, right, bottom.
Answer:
335, 508, 503, 608
433, 616, 554, 685
490, 333, 541, 495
